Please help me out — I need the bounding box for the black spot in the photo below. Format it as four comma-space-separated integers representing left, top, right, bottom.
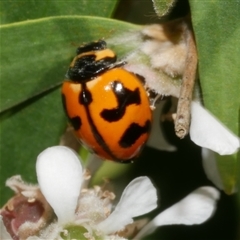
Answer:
70, 116, 82, 130
79, 84, 93, 105
100, 81, 141, 122
119, 120, 151, 148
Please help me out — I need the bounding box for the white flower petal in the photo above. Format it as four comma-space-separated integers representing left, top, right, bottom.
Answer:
135, 187, 220, 239
0, 215, 13, 240
152, 186, 219, 225
202, 148, 237, 194
36, 146, 83, 224
202, 148, 224, 190
147, 101, 177, 152
97, 177, 158, 234
190, 101, 240, 155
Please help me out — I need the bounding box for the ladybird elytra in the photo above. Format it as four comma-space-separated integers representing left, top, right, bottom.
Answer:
62, 40, 152, 162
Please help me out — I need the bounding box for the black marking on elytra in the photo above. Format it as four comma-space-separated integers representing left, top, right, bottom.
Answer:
119, 120, 151, 148
67, 55, 117, 82
100, 81, 141, 122
62, 93, 82, 130
79, 84, 93, 106
70, 116, 82, 130
80, 84, 118, 160
76, 40, 106, 55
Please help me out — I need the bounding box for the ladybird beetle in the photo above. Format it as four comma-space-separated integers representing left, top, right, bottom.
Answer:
61, 40, 152, 163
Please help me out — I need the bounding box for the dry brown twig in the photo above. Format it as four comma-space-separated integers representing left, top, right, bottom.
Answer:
174, 19, 198, 138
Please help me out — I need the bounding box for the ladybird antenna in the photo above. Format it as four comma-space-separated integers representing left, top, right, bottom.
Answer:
150, 94, 163, 110
109, 60, 127, 70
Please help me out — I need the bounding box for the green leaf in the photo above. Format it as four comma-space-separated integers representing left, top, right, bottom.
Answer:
152, 0, 176, 17
0, 16, 139, 113
0, 16, 139, 205
189, 1, 240, 193
0, 89, 66, 203
0, 0, 119, 24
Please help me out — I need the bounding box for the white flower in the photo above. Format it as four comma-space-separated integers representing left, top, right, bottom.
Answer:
36, 146, 158, 239
1, 146, 220, 240
135, 186, 220, 239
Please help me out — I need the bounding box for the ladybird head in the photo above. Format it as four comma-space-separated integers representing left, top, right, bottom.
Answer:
67, 54, 117, 82
76, 40, 107, 55
66, 41, 124, 82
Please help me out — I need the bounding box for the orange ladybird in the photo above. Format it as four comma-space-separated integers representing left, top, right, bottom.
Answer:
61, 40, 152, 163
